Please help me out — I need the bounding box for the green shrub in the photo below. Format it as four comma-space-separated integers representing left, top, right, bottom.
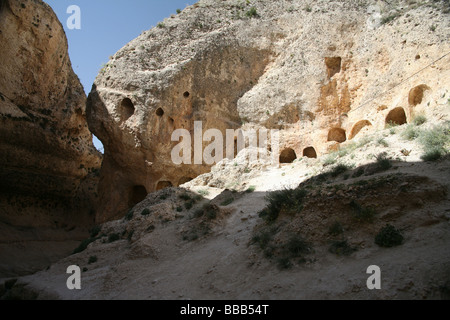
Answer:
179, 194, 191, 201
375, 154, 392, 172
330, 164, 351, 178
141, 208, 151, 216
245, 186, 256, 193
328, 221, 344, 236
329, 240, 356, 256
377, 137, 389, 147
124, 210, 134, 221
220, 197, 234, 206
413, 115, 427, 126
88, 256, 98, 264
198, 189, 210, 196
245, 7, 258, 18
89, 225, 101, 238
108, 233, 120, 243
375, 225, 404, 247
176, 206, 183, 212
276, 257, 293, 270
176, 8, 181, 14
258, 188, 307, 222
419, 124, 449, 161
185, 200, 194, 210
72, 237, 97, 254
350, 200, 376, 223
402, 124, 421, 140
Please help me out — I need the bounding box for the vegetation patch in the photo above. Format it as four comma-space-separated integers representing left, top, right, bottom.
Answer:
375, 225, 404, 247
258, 188, 307, 223
350, 200, 376, 223
329, 240, 356, 256
419, 123, 450, 161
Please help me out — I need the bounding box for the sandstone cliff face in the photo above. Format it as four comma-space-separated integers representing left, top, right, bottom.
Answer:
87, 0, 449, 222
0, 0, 102, 276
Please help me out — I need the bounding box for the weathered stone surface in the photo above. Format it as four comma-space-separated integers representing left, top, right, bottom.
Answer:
0, 0, 102, 276
88, 0, 449, 222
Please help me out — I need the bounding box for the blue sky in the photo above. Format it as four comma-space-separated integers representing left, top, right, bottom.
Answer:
44, 0, 197, 151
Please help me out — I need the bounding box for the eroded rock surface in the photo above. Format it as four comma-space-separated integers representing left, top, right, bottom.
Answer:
0, 0, 102, 277
87, 0, 449, 222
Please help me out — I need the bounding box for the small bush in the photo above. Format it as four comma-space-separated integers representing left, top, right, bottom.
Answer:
108, 233, 120, 243
179, 194, 191, 201
258, 188, 307, 223
157, 22, 165, 28
246, 186, 256, 193
413, 115, 427, 126
141, 208, 151, 216
328, 221, 344, 236
88, 256, 98, 264
377, 137, 389, 147
176, 206, 183, 212
124, 210, 134, 221
375, 225, 404, 247
323, 154, 337, 166
185, 201, 194, 210
350, 200, 376, 223
245, 7, 258, 18
330, 164, 351, 178
285, 236, 311, 257
72, 237, 97, 254
419, 124, 449, 161
277, 257, 293, 270
402, 124, 421, 141
89, 225, 101, 238
375, 154, 392, 172
198, 189, 210, 196
220, 197, 234, 206
329, 240, 356, 256
251, 228, 277, 250
176, 8, 181, 14
352, 167, 365, 178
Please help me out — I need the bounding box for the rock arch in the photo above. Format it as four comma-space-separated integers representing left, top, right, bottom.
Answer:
279, 148, 297, 163
408, 84, 430, 106
386, 107, 407, 126
303, 147, 317, 158
156, 181, 173, 191
349, 120, 372, 140
328, 128, 347, 143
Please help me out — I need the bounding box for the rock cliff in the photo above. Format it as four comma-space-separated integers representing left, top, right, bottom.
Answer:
0, 0, 101, 277
87, 0, 449, 222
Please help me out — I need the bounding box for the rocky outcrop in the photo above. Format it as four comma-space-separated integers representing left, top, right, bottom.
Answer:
0, 0, 102, 277
88, 0, 449, 222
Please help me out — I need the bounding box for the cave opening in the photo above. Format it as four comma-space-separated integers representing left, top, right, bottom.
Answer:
408, 85, 430, 106
325, 57, 342, 78
120, 98, 135, 121
386, 107, 407, 126
303, 147, 317, 159
328, 128, 347, 143
349, 120, 372, 140
129, 185, 148, 208
279, 148, 297, 164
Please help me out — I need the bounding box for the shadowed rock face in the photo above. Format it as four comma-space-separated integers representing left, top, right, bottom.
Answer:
0, 0, 102, 276
87, 41, 272, 222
